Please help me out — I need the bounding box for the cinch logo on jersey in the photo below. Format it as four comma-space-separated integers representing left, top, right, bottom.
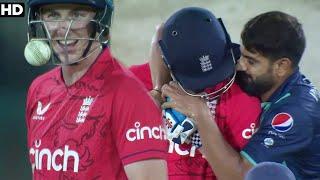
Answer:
242, 123, 258, 139
126, 122, 166, 142
32, 101, 51, 120
76, 96, 94, 123
0, 3, 24, 17
271, 113, 294, 132
29, 140, 80, 173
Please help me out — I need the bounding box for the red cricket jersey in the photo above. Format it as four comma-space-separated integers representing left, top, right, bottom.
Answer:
25, 49, 168, 180
129, 63, 261, 180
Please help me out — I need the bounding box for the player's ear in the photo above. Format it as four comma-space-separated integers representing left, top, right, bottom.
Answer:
273, 57, 292, 77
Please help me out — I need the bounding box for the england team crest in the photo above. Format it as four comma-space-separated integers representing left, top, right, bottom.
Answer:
271, 113, 294, 132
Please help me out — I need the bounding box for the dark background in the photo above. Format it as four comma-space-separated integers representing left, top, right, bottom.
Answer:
0, 13, 48, 180
0, 1, 51, 179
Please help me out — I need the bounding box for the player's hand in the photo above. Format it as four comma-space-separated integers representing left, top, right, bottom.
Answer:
149, 89, 164, 107
161, 81, 211, 122
163, 99, 197, 145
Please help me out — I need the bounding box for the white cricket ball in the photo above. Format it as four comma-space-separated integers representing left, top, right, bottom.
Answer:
24, 40, 51, 66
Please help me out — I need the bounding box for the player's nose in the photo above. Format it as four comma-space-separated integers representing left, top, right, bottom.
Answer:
236, 57, 247, 71
55, 20, 72, 37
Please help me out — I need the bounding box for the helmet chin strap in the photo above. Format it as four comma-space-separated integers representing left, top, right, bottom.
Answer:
81, 23, 97, 59
64, 23, 99, 66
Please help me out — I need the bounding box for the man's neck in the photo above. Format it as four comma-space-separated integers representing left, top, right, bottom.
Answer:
260, 71, 295, 102
261, 84, 281, 102
61, 48, 102, 86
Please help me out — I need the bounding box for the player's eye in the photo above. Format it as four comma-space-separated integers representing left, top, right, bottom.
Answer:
71, 10, 88, 20
248, 59, 255, 65
43, 11, 60, 20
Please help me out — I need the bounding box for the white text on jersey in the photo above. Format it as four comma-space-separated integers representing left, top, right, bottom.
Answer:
242, 123, 258, 139
126, 122, 166, 142
29, 140, 80, 173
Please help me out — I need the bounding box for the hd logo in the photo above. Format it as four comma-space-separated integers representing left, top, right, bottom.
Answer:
0, 3, 24, 17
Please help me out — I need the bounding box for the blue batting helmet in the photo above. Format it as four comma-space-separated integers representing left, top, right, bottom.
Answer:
159, 7, 240, 97
245, 162, 296, 180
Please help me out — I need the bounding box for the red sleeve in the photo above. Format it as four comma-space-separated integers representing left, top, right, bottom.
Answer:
218, 83, 261, 150
129, 63, 153, 91
111, 75, 167, 165
25, 80, 37, 149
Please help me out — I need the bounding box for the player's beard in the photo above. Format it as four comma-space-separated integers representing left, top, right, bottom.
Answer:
236, 70, 275, 98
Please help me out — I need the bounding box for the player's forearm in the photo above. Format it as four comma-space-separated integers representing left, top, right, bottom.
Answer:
196, 111, 252, 180
124, 159, 168, 180
149, 49, 171, 90
149, 24, 171, 90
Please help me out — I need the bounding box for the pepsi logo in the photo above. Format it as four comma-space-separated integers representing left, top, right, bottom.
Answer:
271, 113, 294, 132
